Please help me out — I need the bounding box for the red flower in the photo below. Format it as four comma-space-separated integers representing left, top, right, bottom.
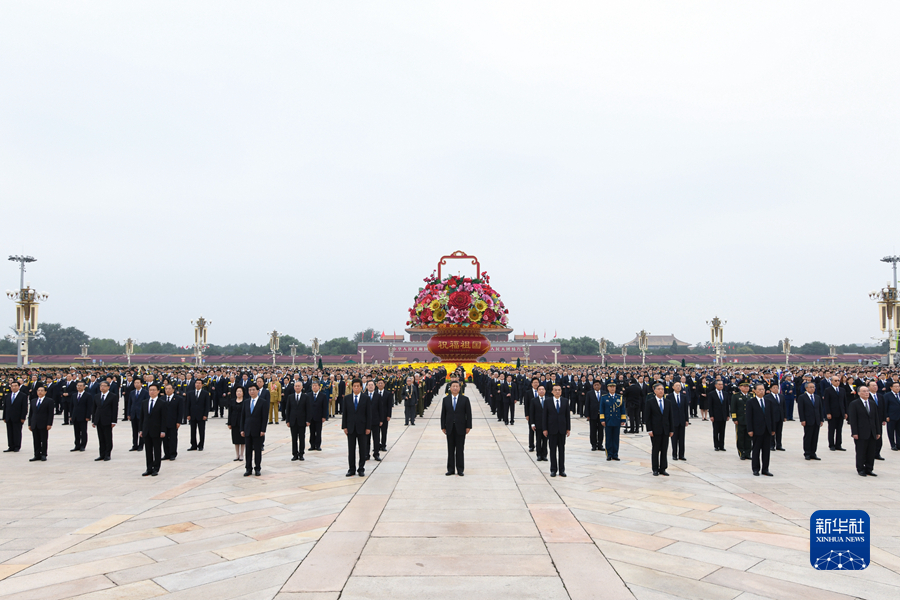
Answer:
482, 308, 497, 323
448, 291, 471, 310
422, 308, 433, 322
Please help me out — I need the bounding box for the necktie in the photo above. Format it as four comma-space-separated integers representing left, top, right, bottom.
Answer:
659, 398, 664, 412
37, 398, 41, 408
10, 393, 14, 403
102, 394, 106, 402
866, 399, 871, 414
251, 398, 256, 413
150, 399, 155, 413
77, 393, 81, 400
453, 396, 457, 410
760, 398, 765, 412
810, 393, 815, 405
354, 395, 359, 409
676, 394, 680, 406
555, 399, 560, 412
718, 391, 723, 401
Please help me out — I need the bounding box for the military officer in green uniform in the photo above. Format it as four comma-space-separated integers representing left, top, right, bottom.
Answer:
600, 381, 626, 461
731, 378, 752, 460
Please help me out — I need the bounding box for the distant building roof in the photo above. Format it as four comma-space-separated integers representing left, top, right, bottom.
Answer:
623, 334, 691, 348
514, 335, 539, 341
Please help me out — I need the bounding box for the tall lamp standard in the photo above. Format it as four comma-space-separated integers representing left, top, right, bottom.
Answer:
80, 343, 90, 367
780, 338, 791, 367
191, 317, 211, 368
598, 337, 608, 368
388, 343, 395, 366
311, 337, 321, 367
621, 345, 627, 366
829, 344, 837, 365
637, 330, 650, 366
289, 343, 298, 367
870, 285, 899, 367
8, 255, 46, 368
707, 317, 726, 366
124, 338, 135, 367
268, 330, 281, 366
522, 343, 530, 367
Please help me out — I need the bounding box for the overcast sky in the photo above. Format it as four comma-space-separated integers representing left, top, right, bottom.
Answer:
2, 2, 898, 348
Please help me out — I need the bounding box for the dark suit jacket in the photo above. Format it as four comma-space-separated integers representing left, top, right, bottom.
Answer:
441, 394, 472, 435
242, 395, 270, 436
72, 391, 93, 421
284, 392, 308, 427
128, 388, 149, 420
709, 388, 729, 421
797, 392, 824, 425
624, 383, 643, 407
376, 390, 393, 422
764, 392, 785, 423
885, 391, 900, 421
162, 394, 183, 428
586, 389, 604, 420
848, 397, 881, 440
746, 396, 775, 436
141, 396, 167, 437
531, 395, 548, 430
28, 396, 54, 429
306, 391, 325, 422
542, 396, 571, 435
342, 393, 373, 435
667, 392, 690, 426
823, 385, 846, 418
186, 389, 210, 421
402, 385, 418, 407
3, 391, 28, 423
523, 388, 540, 420
643, 395, 675, 436
92, 392, 119, 426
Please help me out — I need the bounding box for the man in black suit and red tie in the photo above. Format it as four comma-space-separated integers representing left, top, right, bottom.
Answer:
92, 380, 118, 461
342, 378, 373, 477
441, 380, 472, 476
542, 384, 571, 477
241, 383, 269, 476
186, 378, 210, 451
28, 384, 54, 461
643, 383, 675, 476
746, 382, 775, 476
3, 381, 27, 452
139, 384, 167, 476
798, 381, 825, 460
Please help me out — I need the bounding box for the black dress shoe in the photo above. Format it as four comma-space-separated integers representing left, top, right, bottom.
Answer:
254, 469, 261, 476
40, 457, 46, 461
812, 456, 821, 460
446, 472, 454, 476
528, 447, 535, 452
357, 470, 365, 477
762, 471, 773, 476
187, 447, 197, 451
151, 471, 158, 476
142, 471, 152, 476
94, 457, 104, 461
103, 457, 110, 461
550, 472, 557, 477
458, 472, 464, 476
129, 447, 139, 452
875, 456, 885, 460
836, 447, 846, 451
858, 470, 867, 476
613, 457, 620, 461
776, 447, 785, 451
2, 449, 12, 452
299, 457, 305, 461
607, 457, 612, 461
29, 457, 40, 462
598, 446, 605, 451
867, 471, 878, 477
659, 470, 669, 476
374, 456, 382, 461
291, 456, 299, 461
244, 470, 252, 476
70, 448, 79, 452
346, 470, 355, 477
559, 472, 567, 477
753, 472, 760, 476
653, 470, 659, 476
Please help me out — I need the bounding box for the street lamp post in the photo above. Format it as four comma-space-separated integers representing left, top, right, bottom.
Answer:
780, 338, 791, 367
311, 337, 320, 367
637, 330, 649, 366
268, 330, 281, 366
552, 348, 560, 365
124, 338, 135, 367
870, 285, 899, 367
522, 343, 530, 366
388, 343, 395, 366
359, 347, 367, 366
289, 343, 298, 367
707, 317, 726, 366
621, 345, 627, 366
877, 255, 900, 366
829, 344, 837, 365
599, 337, 608, 368
6, 285, 48, 368
80, 343, 90, 367
191, 317, 211, 368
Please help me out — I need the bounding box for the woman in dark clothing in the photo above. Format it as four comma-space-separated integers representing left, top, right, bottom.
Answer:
228, 386, 246, 461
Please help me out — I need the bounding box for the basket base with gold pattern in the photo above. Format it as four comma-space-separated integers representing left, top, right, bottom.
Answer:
426, 325, 491, 362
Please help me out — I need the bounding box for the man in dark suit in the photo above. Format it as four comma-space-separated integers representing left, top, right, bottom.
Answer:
523, 377, 540, 450
624, 379, 644, 434
375, 378, 393, 453
402, 376, 418, 426
746, 383, 775, 476
3, 381, 27, 452
285, 381, 308, 461
542, 384, 571, 477
765, 382, 786, 451
28, 384, 54, 461
127, 378, 148, 452
643, 383, 675, 476
91, 381, 118, 461
241, 383, 269, 476
186, 378, 210, 451
361, 381, 383, 461
162, 383, 182, 460
668, 382, 690, 461
441, 381, 472, 476
306, 379, 326, 451
866, 380, 887, 461
709, 379, 729, 451
849, 385, 881, 476
71, 380, 92, 451
530, 384, 549, 461
797, 381, 824, 460
884, 381, 900, 451
823, 375, 847, 451
342, 379, 373, 477
586, 380, 605, 452
213, 370, 229, 418
139, 384, 167, 476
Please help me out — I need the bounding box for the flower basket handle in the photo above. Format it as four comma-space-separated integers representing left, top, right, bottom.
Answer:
438, 251, 480, 280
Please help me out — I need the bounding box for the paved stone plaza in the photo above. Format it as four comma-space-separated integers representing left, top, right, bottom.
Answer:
1, 388, 898, 600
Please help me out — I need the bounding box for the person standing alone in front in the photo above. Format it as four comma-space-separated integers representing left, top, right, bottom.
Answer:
242, 383, 269, 476
441, 381, 471, 476
343, 378, 372, 477
543, 384, 571, 477
644, 383, 674, 476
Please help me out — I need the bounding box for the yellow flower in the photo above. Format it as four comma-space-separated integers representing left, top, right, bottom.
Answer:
433, 308, 447, 322
468, 307, 482, 322
429, 299, 442, 311
474, 300, 487, 312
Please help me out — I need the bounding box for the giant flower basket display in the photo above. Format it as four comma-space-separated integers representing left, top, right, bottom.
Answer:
407, 251, 509, 362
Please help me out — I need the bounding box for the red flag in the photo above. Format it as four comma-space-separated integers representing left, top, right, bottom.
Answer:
381, 330, 385, 339
554, 330, 557, 339
543, 330, 546, 340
